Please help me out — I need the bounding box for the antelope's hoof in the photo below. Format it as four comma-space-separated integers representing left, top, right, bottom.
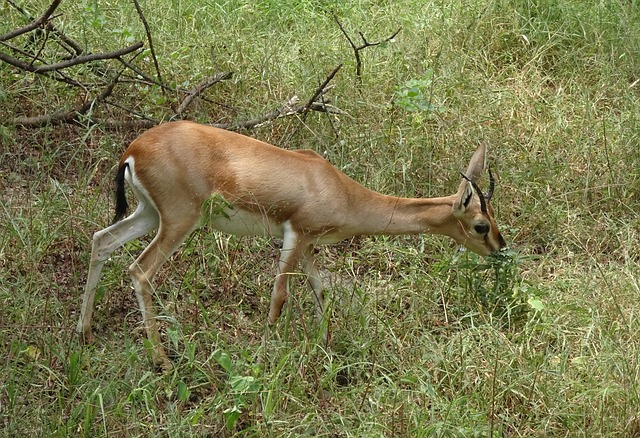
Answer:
79, 330, 95, 345
154, 355, 174, 373
268, 312, 280, 325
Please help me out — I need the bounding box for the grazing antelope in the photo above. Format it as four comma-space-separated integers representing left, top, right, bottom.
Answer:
77, 120, 506, 370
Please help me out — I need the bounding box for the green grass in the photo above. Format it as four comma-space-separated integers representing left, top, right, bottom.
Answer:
2, 0, 640, 436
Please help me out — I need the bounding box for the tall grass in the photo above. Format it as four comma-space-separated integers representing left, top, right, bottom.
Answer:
2, 0, 640, 436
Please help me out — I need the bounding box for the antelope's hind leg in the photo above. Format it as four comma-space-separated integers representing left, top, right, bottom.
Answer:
77, 202, 159, 344
127, 210, 201, 371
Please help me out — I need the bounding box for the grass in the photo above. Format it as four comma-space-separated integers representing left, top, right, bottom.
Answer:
2, 0, 640, 436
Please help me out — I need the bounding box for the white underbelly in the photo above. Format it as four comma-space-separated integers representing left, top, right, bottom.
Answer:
201, 195, 346, 243
207, 206, 284, 238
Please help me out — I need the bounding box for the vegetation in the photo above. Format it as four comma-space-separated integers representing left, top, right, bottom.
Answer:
1, 0, 639, 436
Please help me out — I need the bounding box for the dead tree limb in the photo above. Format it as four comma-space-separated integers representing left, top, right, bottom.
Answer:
0, 0, 61, 42
175, 72, 233, 116
0, 40, 85, 87
333, 14, 401, 83
223, 64, 344, 130
5, 0, 85, 58
0, 41, 143, 73
10, 72, 122, 127
302, 64, 342, 114
45, 22, 84, 57
131, 0, 163, 91
8, 64, 343, 130
2, 2, 342, 132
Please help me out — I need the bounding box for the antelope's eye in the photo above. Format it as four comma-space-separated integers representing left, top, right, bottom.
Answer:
474, 223, 490, 235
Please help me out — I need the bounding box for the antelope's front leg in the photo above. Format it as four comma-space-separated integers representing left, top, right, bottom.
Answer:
269, 222, 305, 323
302, 244, 329, 343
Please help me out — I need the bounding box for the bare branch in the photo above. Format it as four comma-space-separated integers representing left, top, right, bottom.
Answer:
221, 64, 344, 130
104, 99, 159, 125
0, 42, 143, 73
45, 22, 84, 57
117, 56, 172, 92
333, 13, 401, 83
5, 0, 84, 57
53, 42, 137, 72
0, 0, 61, 42
131, 0, 163, 91
0, 40, 84, 87
10, 71, 122, 127
1, 2, 341, 134
302, 64, 342, 114
175, 72, 233, 116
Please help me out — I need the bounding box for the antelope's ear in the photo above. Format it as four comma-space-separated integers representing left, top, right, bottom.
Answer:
453, 180, 474, 215
464, 142, 487, 183
453, 143, 486, 214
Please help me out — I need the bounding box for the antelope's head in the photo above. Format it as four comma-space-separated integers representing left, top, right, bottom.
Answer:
449, 143, 506, 256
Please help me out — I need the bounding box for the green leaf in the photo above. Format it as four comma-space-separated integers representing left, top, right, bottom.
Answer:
177, 380, 190, 402
223, 406, 242, 431
527, 297, 544, 312
229, 375, 257, 393
212, 349, 234, 373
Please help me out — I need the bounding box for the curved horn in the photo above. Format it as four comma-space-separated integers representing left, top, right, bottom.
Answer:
485, 167, 495, 201
460, 172, 487, 214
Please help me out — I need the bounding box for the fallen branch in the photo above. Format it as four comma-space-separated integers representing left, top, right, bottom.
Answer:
0, 41, 143, 73
0, 40, 84, 87
333, 14, 401, 83
8, 66, 343, 130
0, 0, 61, 42
10, 71, 122, 127
5, 0, 83, 59
302, 64, 342, 114
2, 2, 342, 133
45, 22, 84, 57
116, 57, 172, 92
223, 64, 344, 130
175, 72, 233, 116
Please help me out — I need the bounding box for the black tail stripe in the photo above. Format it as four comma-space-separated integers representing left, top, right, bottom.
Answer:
113, 162, 129, 224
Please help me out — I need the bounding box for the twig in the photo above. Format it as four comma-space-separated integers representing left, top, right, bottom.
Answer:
8, 87, 343, 130
11, 71, 122, 127
223, 64, 344, 130
0, 40, 84, 87
333, 13, 401, 83
4, 0, 83, 57
104, 99, 159, 125
175, 72, 233, 116
302, 64, 342, 114
0, 42, 143, 73
28, 27, 49, 67
0, 0, 61, 42
2, 2, 341, 133
131, 0, 163, 92
45, 22, 84, 57
221, 96, 302, 130
117, 56, 173, 94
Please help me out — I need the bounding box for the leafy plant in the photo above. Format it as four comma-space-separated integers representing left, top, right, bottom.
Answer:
212, 349, 262, 432
393, 70, 442, 113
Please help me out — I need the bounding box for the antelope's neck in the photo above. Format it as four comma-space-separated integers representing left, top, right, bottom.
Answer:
347, 191, 456, 237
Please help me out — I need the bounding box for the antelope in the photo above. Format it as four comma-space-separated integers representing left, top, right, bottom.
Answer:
77, 120, 506, 370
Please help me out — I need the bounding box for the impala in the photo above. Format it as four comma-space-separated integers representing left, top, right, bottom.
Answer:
77, 120, 506, 370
